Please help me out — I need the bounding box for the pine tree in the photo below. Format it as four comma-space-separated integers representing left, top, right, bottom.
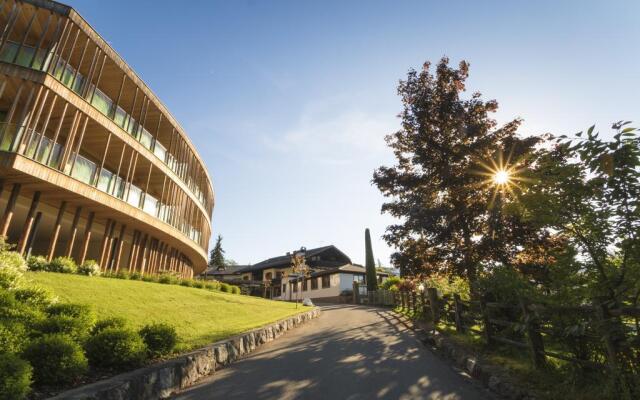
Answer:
208, 235, 226, 270
365, 228, 378, 291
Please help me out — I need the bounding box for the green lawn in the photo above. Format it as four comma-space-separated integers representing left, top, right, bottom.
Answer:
28, 272, 309, 351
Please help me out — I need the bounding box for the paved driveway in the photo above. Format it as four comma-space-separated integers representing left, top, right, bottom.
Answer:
173, 305, 493, 400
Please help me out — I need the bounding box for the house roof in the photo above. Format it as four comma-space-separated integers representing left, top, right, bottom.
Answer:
202, 264, 248, 276
236, 245, 352, 273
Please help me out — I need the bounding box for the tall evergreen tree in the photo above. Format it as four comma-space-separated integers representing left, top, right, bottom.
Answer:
373, 58, 539, 292
208, 235, 226, 270
365, 228, 378, 291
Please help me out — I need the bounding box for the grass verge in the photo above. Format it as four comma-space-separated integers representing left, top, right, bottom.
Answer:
29, 272, 310, 352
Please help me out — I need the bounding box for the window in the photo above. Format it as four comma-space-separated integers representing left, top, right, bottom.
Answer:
322, 275, 331, 289
126, 185, 143, 208
265, 272, 273, 281
282, 284, 286, 293
292, 281, 297, 292
302, 279, 308, 291
311, 277, 318, 290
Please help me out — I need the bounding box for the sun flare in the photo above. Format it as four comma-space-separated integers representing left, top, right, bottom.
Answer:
493, 170, 510, 185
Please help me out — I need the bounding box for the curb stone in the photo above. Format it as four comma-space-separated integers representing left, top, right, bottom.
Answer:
50, 308, 321, 400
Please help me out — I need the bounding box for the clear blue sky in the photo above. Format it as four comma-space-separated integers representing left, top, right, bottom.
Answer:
64, 0, 640, 266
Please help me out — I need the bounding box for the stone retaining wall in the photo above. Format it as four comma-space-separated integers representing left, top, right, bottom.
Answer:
52, 308, 321, 400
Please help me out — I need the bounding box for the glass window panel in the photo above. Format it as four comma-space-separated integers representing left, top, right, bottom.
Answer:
0, 123, 17, 151
70, 155, 97, 184
139, 128, 153, 150
0, 42, 18, 63
126, 185, 142, 208
97, 168, 114, 192
153, 141, 166, 161
61, 64, 75, 87
90, 89, 113, 117
143, 193, 158, 215
15, 46, 35, 67
114, 106, 127, 128
47, 142, 63, 168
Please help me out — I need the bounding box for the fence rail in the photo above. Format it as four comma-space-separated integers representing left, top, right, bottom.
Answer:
389, 288, 640, 372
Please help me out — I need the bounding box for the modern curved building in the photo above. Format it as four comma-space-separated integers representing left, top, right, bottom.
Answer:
0, 0, 214, 278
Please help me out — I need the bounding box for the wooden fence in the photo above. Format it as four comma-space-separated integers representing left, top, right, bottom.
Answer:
394, 288, 640, 372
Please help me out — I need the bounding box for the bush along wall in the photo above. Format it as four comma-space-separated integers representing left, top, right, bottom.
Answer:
0, 239, 179, 399
23, 252, 243, 296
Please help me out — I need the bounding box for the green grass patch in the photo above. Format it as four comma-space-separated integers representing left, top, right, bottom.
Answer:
28, 272, 309, 352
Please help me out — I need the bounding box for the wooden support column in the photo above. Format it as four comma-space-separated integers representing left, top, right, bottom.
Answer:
18, 191, 41, 255
25, 211, 42, 257
138, 234, 148, 274
113, 224, 126, 272
47, 201, 67, 261
0, 183, 20, 237
102, 221, 116, 271
79, 211, 95, 264
127, 230, 140, 271
98, 219, 113, 269
66, 206, 82, 257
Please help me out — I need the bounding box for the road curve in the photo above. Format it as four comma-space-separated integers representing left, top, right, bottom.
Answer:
173, 304, 493, 400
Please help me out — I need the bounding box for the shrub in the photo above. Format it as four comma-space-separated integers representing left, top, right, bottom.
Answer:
77, 260, 100, 276
0, 353, 32, 400
0, 321, 28, 354
0, 250, 26, 289
381, 276, 401, 291
0, 291, 44, 326
129, 271, 142, 280
231, 285, 241, 295
139, 323, 177, 357
91, 316, 127, 335
114, 270, 129, 279
47, 256, 77, 274
158, 273, 176, 285
204, 281, 220, 291
13, 285, 56, 308
219, 283, 231, 293
192, 281, 204, 289
41, 303, 96, 340
179, 279, 193, 287
141, 274, 158, 283
84, 327, 147, 369
26, 255, 48, 272
22, 334, 88, 386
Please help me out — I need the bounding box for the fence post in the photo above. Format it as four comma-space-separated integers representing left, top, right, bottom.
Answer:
411, 291, 417, 315
353, 281, 360, 304
596, 301, 620, 375
519, 297, 546, 369
427, 288, 440, 324
453, 294, 464, 333
479, 296, 493, 345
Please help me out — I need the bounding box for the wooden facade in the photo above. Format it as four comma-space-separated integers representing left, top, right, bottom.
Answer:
0, 0, 214, 277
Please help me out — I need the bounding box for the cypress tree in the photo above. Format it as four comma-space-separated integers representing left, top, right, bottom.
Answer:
365, 228, 378, 291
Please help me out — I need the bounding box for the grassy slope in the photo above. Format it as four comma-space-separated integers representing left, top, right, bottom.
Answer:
28, 272, 308, 351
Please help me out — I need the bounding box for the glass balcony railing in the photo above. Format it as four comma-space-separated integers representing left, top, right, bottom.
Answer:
0, 122, 203, 246
0, 40, 209, 211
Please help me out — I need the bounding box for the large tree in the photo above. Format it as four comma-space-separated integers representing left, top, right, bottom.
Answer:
373, 58, 539, 292
208, 235, 226, 270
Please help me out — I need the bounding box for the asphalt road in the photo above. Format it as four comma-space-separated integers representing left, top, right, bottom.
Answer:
173, 305, 493, 400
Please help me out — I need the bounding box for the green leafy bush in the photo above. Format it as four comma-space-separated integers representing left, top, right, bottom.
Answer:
231, 285, 241, 294
0, 353, 32, 400
158, 273, 176, 285
0, 321, 28, 354
77, 260, 100, 276
92, 316, 127, 335
47, 256, 77, 274
0, 250, 26, 289
219, 283, 231, 293
26, 255, 48, 272
22, 334, 88, 386
204, 282, 220, 291
13, 285, 56, 308
381, 276, 401, 291
141, 275, 158, 283
84, 327, 147, 369
192, 281, 204, 289
139, 323, 177, 357
179, 279, 193, 287
40, 303, 96, 340
129, 271, 142, 280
